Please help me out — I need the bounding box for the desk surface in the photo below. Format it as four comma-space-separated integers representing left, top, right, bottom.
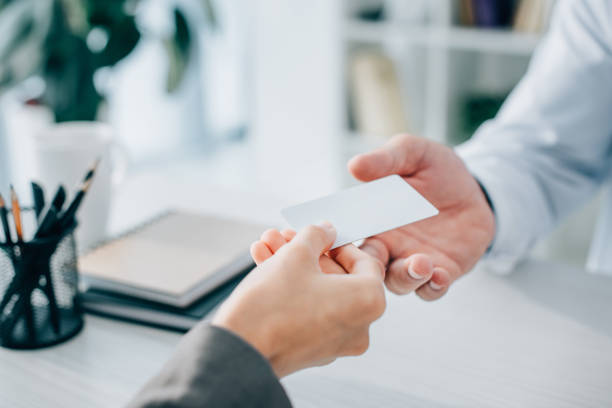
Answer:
1, 158, 612, 407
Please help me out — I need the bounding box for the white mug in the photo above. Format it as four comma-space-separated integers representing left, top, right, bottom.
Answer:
32, 122, 127, 251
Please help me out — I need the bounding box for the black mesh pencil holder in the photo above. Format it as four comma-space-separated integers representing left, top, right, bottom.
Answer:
0, 221, 84, 349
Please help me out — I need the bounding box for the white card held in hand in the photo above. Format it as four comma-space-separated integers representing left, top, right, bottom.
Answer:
281, 175, 439, 249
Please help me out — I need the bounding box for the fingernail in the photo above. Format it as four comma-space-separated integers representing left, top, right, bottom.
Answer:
405, 259, 423, 280
429, 281, 443, 291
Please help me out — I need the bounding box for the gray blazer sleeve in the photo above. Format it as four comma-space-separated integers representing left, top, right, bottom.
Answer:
127, 323, 292, 408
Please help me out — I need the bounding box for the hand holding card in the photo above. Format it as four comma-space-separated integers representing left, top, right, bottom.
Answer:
347, 134, 496, 302
281, 175, 439, 249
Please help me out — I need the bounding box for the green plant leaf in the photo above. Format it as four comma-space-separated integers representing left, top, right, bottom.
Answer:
94, 15, 140, 67
0, 0, 53, 92
86, 0, 138, 29
0, 0, 16, 10
42, 34, 102, 122
165, 8, 191, 93
164, 38, 186, 93
0, 0, 35, 61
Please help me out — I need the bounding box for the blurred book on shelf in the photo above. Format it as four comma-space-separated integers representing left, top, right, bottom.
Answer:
459, 0, 476, 26
472, 0, 516, 27
513, 0, 555, 33
458, 0, 554, 32
348, 50, 409, 141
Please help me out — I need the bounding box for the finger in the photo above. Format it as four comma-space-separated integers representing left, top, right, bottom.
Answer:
347, 134, 429, 181
261, 228, 287, 253
250, 241, 273, 265
358, 237, 390, 266
330, 244, 384, 280
280, 229, 296, 242
289, 222, 337, 257
416, 267, 451, 301
319, 255, 346, 275
385, 254, 433, 295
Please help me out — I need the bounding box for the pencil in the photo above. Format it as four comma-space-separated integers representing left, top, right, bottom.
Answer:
9, 185, 23, 242
0, 194, 12, 244
83, 158, 100, 184
57, 175, 95, 231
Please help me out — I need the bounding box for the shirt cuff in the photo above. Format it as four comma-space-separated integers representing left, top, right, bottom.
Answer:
456, 147, 528, 274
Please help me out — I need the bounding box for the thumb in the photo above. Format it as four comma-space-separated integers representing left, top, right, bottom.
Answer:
289, 222, 337, 258
348, 134, 429, 181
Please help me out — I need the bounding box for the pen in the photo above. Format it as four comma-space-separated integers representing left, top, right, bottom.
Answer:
0, 194, 12, 244
33, 186, 65, 239
34, 207, 59, 239
34, 186, 66, 334
9, 186, 23, 242
31, 182, 46, 221
50, 185, 66, 213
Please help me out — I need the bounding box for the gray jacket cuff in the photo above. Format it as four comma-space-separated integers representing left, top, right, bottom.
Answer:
127, 323, 292, 408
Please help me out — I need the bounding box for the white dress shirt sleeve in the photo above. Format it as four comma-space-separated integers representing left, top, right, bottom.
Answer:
456, 0, 612, 273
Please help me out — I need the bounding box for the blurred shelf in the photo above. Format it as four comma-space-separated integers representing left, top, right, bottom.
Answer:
343, 20, 541, 56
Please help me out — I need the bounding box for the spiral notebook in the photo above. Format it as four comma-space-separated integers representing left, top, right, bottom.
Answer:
78, 211, 267, 308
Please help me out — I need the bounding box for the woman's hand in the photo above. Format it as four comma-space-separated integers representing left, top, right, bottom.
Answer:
212, 222, 386, 378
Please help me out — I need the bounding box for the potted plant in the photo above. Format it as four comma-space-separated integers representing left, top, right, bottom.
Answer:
0, 0, 215, 122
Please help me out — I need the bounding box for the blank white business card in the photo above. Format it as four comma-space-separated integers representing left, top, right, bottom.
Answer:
281, 175, 439, 249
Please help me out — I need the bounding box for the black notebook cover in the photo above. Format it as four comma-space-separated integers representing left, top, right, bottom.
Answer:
79, 272, 247, 332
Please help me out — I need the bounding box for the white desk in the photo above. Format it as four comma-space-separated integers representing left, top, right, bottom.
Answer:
1, 156, 611, 407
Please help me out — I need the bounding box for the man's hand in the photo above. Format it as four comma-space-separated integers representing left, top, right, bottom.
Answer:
212, 223, 386, 378
348, 134, 495, 300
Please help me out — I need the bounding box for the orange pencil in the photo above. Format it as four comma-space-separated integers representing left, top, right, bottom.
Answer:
9, 185, 23, 242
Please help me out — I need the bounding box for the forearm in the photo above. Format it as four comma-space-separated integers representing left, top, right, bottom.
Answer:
127, 323, 291, 408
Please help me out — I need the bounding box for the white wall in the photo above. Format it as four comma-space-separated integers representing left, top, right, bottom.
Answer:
250, 0, 345, 201
0, 118, 10, 194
